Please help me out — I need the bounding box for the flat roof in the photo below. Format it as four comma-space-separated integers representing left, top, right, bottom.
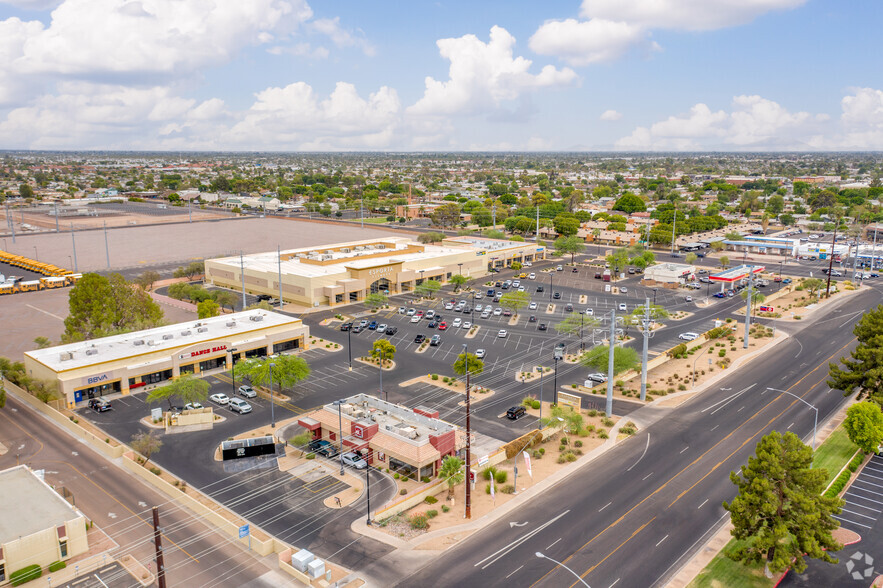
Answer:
710, 264, 765, 282
0, 466, 80, 543
723, 240, 792, 249
25, 310, 301, 372
323, 393, 456, 447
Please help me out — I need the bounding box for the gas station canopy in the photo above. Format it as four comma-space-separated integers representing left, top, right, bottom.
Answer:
709, 264, 765, 283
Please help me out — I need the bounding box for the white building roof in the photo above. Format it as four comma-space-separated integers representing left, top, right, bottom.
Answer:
0, 466, 81, 543
26, 310, 300, 372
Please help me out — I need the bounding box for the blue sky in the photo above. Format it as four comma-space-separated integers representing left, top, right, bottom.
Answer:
0, 0, 880, 151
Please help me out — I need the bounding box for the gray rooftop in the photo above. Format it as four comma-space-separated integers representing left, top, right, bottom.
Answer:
0, 466, 81, 543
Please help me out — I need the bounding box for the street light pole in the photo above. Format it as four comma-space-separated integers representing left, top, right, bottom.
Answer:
379, 348, 385, 401
535, 552, 590, 587
347, 328, 352, 371
333, 399, 346, 475
639, 298, 652, 402
549, 273, 553, 301
365, 461, 371, 525
268, 362, 276, 428
653, 288, 658, 306
229, 348, 238, 397
538, 367, 544, 431
606, 309, 616, 417
462, 343, 472, 519
553, 355, 560, 406
767, 387, 819, 450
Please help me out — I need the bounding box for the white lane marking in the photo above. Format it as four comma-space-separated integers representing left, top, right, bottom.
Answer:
547, 538, 562, 550
25, 304, 65, 320
787, 422, 794, 429
698, 499, 709, 509
833, 515, 872, 529
505, 565, 523, 579
599, 502, 612, 512
701, 384, 756, 414
626, 434, 651, 472
656, 534, 669, 547
680, 447, 689, 454
737, 406, 745, 412
710, 425, 719, 432
473, 510, 571, 569
643, 472, 653, 481
609, 579, 620, 588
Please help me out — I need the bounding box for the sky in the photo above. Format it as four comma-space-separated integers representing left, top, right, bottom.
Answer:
0, 0, 881, 152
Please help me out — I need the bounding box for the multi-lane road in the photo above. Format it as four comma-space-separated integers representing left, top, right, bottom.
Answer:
385, 277, 879, 587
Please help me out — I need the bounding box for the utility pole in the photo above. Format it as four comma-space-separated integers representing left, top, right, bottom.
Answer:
645, 215, 652, 249
152, 507, 167, 588
606, 309, 615, 417
670, 204, 677, 256
639, 298, 652, 401
239, 252, 247, 310
492, 204, 496, 231
54, 202, 59, 232
463, 343, 472, 519
70, 223, 78, 272
103, 221, 110, 269
852, 237, 860, 287
9, 204, 15, 243
743, 265, 754, 349
824, 225, 838, 298
535, 206, 540, 242
277, 245, 284, 308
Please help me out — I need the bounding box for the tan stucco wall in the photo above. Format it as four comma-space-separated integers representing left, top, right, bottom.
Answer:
2, 516, 87, 573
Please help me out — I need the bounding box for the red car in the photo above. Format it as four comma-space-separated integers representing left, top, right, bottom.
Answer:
438, 322, 448, 331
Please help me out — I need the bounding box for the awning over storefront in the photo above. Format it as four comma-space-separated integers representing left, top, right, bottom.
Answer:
298, 417, 320, 431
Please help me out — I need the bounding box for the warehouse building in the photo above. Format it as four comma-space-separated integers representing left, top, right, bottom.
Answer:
204, 236, 546, 309
297, 394, 464, 480
23, 310, 309, 408
0, 466, 89, 584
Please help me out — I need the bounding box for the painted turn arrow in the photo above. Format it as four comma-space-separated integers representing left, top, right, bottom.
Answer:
509, 521, 528, 528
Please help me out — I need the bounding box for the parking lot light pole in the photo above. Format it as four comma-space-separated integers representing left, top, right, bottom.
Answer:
462, 343, 472, 519
333, 399, 345, 475
347, 328, 352, 371
268, 362, 276, 428
653, 288, 658, 306
538, 367, 544, 431
228, 348, 238, 396
549, 273, 553, 301
379, 349, 385, 401
553, 348, 564, 405
767, 387, 819, 450
606, 309, 616, 417
365, 462, 371, 525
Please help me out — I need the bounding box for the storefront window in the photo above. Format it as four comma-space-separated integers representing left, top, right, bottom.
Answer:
273, 339, 300, 353
244, 348, 267, 358
199, 356, 226, 372
389, 457, 416, 478
143, 369, 173, 385
179, 363, 195, 375
77, 380, 121, 400
335, 294, 343, 303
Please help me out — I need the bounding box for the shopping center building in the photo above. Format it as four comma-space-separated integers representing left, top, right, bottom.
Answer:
297, 393, 464, 479
23, 310, 309, 408
204, 236, 546, 308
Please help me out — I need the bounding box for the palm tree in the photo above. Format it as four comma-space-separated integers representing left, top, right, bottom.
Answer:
439, 455, 465, 499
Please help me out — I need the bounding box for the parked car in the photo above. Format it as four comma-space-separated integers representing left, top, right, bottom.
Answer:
445, 302, 455, 310
352, 325, 365, 333
229, 398, 252, 414
359, 319, 369, 327
425, 310, 436, 319
339, 322, 353, 331
585, 308, 594, 316
399, 306, 407, 314
89, 398, 112, 412
595, 272, 602, 279
438, 322, 448, 331
565, 303, 574, 312
572, 267, 579, 273
376, 324, 387, 333
620, 287, 628, 294
493, 307, 503, 316
528, 302, 538, 310
498, 329, 508, 338
461, 321, 472, 329
406, 308, 417, 316
309, 439, 338, 458
341, 452, 367, 469
386, 326, 398, 336
210, 393, 230, 405
536, 285, 545, 292
529, 273, 536, 280
428, 321, 438, 329
679, 332, 699, 341
414, 334, 426, 344
475, 349, 486, 359
502, 309, 512, 317
238, 385, 257, 398
410, 315, 422, 323
430, 334, 442, 346
618, 303, 627, 311
685, 296, 693, 302
553, 292, 562, 299
556, 265, 563, 271
184, 402, 203, 410
452, 318, 462, 328
586, 373, 608, 383
506, 406, 527, 420
529, 315, 537, 322
538, 323, 547, 331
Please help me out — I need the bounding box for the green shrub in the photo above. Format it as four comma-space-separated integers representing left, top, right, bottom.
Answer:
494, 470, 508, 484
150, 467, 161, 475
426, 509, 439, 518
10, 564, 42, 586
574, 440, 583, 448
718, 349, 726, 357
424, 495, 438, 504
620, 426, 637, 436
539, 447, 545, 455
48, 561, 67, 573
441, 505, 450, 513
588, 409, 598, 417
409, 512, 429, 529
394, 473, 400, 480
481, 466, 498, 481
598, 431, 609, 439
602, 417, 614, 427
824, 469, 853, 498
501, 484, 515, 494
421, 476, 431, 483
431, 374, 439, 380
848, 453, 865, 473
443, 376, 450, 383
305, 452, 316, 460
400, 489, 407, 495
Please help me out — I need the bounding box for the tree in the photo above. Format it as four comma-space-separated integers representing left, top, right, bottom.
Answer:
238, 354, 311, 393
719, 255, 730, 268
829, 305, 883, 404
135, 270, 161, 291
33, 336, 51, 349
450, 274, 467, 291
553, 214, 580, 236
146, 374, 210, 411
740, 289, 766, 314
499, 291, 530, 316
555, 313, 599, 337
246, 301, 274, 311
430, 203, 461, 229
843, 402, 883, 454
371, 339, 396, 365
130, 431, 163, 465
213, 290, 238, 312
415, 279, 442, 298
417, 232, 446, 244
19, 184, 34, 199
484, 229, 505, 239
710, 241, 726, 252
766, 194, 785, 215
580, 345, 639, 375
365, 292, 388, 310
685, 252, 698, 265
612, 193, 646, 214
63, 273, 164, 343
452, 352, 484, 378
197, 299, 221, 318
173, 261, 205, 280
439, 455, 465, 499
554, 235, 585, 264
723, 431, 842, 576
802, 277, 825, 298
606, 248, 630, 279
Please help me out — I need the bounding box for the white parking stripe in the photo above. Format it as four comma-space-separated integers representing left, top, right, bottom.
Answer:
833, 515, 873, 529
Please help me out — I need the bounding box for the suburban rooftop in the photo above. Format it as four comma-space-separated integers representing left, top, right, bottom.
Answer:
0, 466, 82, 543
322, 393, 457, 446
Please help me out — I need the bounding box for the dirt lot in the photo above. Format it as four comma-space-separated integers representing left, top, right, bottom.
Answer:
0, 217, 402, 272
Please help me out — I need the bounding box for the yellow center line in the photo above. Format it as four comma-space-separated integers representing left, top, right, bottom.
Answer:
569, 518, 656, 588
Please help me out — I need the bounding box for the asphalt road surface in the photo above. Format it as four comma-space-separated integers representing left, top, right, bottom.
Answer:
380, 283, 881, 587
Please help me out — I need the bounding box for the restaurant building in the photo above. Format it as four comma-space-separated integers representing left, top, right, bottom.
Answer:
204, 236, 546, 309
23, 310, 309, 408
297, 394, 464, 480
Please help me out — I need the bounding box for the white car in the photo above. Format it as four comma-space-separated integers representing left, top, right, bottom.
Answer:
209, 393, 230, 406
445, 302, 454, 310
586, 373, 608, 383
341, 452, 367, 469
524, 261, 532, 267
618, 303, 627, 311
512, 281, 521, 288
406, 308, 417, 316
452, 318, 462, 328
620, 287, 628, 294
184, 402, 203, 410
518, 286, 526, 292
528, 302, 538, 310
556, 265, 563, 271
474, 292, 484, 299
528, 273, 536, 280
475, 349, 486, 359
229, 398, 252, 414
475, 304, 484, 312
498, 329, 508, 338
679, 332, 699, 341
238, 385, 257, 398
481, 311, 491, 319
376, 324, 387, 333
461, 321, 472, 329
425, 310, 436, 319
410, 315, 422, 323
493, 307, 503, 316
398, 306, 406, 314
585, 308, 594, 316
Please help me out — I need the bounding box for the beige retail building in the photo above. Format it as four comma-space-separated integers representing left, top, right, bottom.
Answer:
204, 236, 546, 308
0, 466, 89, 585
23, 310, 309, 408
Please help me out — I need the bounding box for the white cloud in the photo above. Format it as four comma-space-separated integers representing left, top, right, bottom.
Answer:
529, 18, 647, 66
579, 0, 806, 32
224, 81, 400, 150
267, 42, 330, 59
533, 0, 805, 66
838, 87, 883, 149
599, 109, 622, 121
312, 16, 375, 56
0, 0, 62, 9
615, 95, 826, 150
408, 26, 576, 117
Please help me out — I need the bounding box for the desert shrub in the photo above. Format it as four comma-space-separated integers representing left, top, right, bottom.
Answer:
431, 374, 439, 380
424, 495, 438, 504
10, 565, 42, 586
501, 484, 515, 494
426, 509, 439, 519
441, 505, 450, 513
598, 431, 609, 439
48, 561, 67, 573
620, 425, 637, 435
481, 466, 498, 481
409, 512, 429, 529
394, 473, 400, 480
588, 409, 598, 417
400, 489, 407, 495
305, 453, 316, 460
575, 440, 583, 447
494, 470, 507, 484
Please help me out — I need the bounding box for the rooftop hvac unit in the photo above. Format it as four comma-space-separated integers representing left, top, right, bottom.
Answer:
85, 348, 98, 356
133, 339, 145, 346
365, 245, 374, 250
354, 246, 365, 251
162, 334, 174, 340
341, 248, 351, 253
197, 327, 208, 333
376, 244, 385, 249
180, 330, 191, 336
296, 253, 307, 258
352, 409, 366, 419
147, 340, 160, 346
226, 321, 236, 327
340, 403, 354, 415
325, 250, 334, 254
398, 426, 418, 439
59, 351, 74, 361
320, 254, 332, 261
249, 315, 264, 322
